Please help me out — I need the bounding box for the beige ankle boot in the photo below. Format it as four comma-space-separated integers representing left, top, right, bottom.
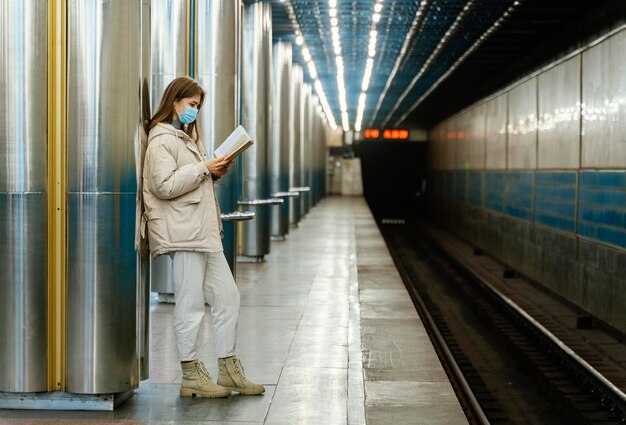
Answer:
217, 356, 265, 395
180, 359, 231, 398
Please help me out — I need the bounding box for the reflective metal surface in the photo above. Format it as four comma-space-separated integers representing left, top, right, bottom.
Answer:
582, 30, 626, 168
314, 106, 328, 205
66, 0, 144, 394
0, 0, 48, 392
309, 107, 317, 207
197, 0, 241, 271
270, 41, 292, 238
240, 1, 272, 257
538, 57, 580, 169
301, 85, 311, 216
507, 78, 538, 169
0, 196, 47, 393
289, 65, 303, 225
272, 191, 299, 197
467, 103, 486, 170
221, 211, 255, 222
485, 94, 507, 170
238, 198, 284, 206
151, 0, 186, 112
308, 94, 319, 208
149, 0, 187, 297
137, 0, 152, 382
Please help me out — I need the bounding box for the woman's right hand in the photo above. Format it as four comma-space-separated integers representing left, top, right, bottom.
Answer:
204, 156, 231, 177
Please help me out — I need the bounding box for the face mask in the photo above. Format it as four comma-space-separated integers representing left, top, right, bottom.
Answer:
178, 105, 198, 124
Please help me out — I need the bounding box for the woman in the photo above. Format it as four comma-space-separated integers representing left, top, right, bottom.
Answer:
142, 76, 264, 398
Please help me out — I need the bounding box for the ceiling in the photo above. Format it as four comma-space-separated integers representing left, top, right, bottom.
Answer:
268, 0, 626, 130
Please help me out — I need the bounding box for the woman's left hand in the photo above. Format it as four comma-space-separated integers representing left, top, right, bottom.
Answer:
205, 156, 231, 177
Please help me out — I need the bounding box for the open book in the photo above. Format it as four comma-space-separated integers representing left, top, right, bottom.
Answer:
214, 125, 254, 161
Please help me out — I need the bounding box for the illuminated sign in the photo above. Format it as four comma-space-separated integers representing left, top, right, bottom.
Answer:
363, 129, 409, 140
383, 129, 408, 139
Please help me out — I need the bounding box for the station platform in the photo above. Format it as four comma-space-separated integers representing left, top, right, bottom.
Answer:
0, 197, 467, 425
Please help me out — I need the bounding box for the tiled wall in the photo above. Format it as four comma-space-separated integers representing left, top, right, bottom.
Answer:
534, 172, 577, 234
579, 171, 626, 249
483, 172, 505, 214
428, 27, 626, 331
433, 170, 626, 249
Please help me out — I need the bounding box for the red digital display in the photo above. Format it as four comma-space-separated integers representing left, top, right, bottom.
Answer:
383, 129, 409, 139
364, 128, 408, 139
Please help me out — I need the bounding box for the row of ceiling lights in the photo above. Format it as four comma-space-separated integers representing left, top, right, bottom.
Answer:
285, 0, 521, 132
355, 0, 384, 132
286, 0, 349, 131
370, 0, 431, 127
286, 2, 338, 129
329, 0, 350, 132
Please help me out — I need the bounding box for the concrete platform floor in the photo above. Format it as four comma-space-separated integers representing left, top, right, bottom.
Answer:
0, 196, 467, 425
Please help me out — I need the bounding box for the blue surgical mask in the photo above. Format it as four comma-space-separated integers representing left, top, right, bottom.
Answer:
178, 105, 198, 124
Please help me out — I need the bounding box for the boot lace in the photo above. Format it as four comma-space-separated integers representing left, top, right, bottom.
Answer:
232, 357, 247, 380
195, 360, 214, 385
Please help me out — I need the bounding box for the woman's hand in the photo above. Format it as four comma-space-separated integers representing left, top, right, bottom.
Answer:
204, 156, 231, 177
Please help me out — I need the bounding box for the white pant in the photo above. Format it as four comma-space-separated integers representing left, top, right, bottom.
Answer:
170, 251, 240, 361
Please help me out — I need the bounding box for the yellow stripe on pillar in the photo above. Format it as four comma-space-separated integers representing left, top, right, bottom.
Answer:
47, 0, 67, 392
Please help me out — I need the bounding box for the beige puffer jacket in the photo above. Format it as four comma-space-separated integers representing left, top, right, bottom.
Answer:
141, 123, 223, 256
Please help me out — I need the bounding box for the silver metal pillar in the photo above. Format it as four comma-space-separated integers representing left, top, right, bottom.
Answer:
315, 107, 326, 205
270, 41, 296, 238
66, 0, 145, 394
300, 84, 311, 216
148, 0, 187, 301
289, 65, 303, 225
310, 102, 319, 207
306, 91, 317, 214
197, 0, 243, 272
0, 0, 48, 393
137, 0, 152, 382
319, 113, 329, 199
151, 0, 187, 111
240, 1, 275, 258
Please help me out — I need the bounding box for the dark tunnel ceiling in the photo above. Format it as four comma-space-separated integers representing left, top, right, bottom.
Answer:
268, 0, 626, 129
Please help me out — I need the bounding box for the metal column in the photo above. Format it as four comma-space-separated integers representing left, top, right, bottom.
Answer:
65, 0, 145, 394
289, 65, 303, 225
148, 0, 187, 302
240, 1, 281, 259
0, 0, 49, 393
197, 0, 245, 273
270, 41, 297, 238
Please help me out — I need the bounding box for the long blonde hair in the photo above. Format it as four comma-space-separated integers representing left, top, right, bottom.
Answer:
145, 76, 205, 138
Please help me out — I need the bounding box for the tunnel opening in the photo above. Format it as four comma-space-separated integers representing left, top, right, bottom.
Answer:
354, 140, 428, 220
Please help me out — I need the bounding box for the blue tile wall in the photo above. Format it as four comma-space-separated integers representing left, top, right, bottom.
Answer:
504, 172, 534, 221
468, 171, 482, 207
431, 169, 626, 250
580, 171, 626, 188
534, 172, 577, 233
484, 171, 505, 213
578, 171, 626, 249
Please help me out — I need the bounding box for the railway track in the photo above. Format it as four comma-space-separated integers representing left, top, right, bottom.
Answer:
379, 219, 626, 424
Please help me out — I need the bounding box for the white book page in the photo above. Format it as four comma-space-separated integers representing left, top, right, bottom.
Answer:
214, 125, 254, 159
